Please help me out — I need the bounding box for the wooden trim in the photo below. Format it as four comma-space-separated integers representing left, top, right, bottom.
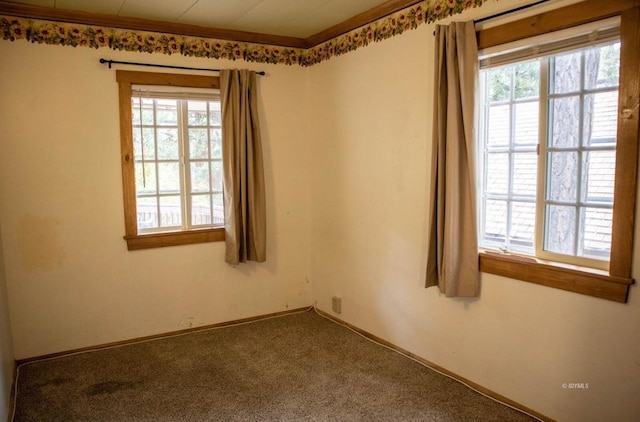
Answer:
116, 70, 220, 88
116, 71, 223, 250
304, 0, 423, 47
479, 253, 633, 303
476, 0, 640, 301
124, 228, 225, 250
610, 6, 640, 278
314, 308, 554, 422
16, 307, 312, 365
0, 1, 307, 49
117, 78, 136, 238
476, 0, 640, 50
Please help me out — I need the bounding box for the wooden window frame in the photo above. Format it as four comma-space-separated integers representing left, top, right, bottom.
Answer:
117, 70, 224, 250
476, 0, 640, 303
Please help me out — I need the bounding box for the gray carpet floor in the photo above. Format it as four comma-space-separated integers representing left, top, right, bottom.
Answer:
14, 309, 536, 421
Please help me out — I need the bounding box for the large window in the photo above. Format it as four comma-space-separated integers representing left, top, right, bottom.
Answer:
479, 38, 620, 271
117, 71, 225, 250
476, 1, 639, 303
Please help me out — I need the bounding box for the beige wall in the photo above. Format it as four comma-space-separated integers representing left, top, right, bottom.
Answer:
306, 2, 640, 421
0, 40, 312, 359
0, 223, 15, 422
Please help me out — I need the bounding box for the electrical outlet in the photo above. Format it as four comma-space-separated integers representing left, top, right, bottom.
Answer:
332, 296, 342, 314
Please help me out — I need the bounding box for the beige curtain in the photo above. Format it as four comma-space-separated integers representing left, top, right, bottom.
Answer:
426, 21, 480, 297
220, 69, 266, 265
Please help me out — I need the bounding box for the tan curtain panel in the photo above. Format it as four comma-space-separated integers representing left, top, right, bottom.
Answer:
220, 69, 266, 265
426, 21, 480, 297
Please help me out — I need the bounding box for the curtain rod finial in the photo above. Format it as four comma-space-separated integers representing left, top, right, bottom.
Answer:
99, 58, 113, 68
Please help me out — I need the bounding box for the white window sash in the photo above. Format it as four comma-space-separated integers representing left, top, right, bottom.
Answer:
132, 93, 222, 234
478, 32, 619, 270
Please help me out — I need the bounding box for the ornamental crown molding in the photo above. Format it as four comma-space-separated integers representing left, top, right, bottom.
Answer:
1, 0, 491, 67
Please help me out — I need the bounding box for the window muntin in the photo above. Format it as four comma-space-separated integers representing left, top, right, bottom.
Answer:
132, 92, 223, 234
542, 43, 619, 263
479, 40, 620, 269
476, 2, 638, 303
480, 59, 540, 255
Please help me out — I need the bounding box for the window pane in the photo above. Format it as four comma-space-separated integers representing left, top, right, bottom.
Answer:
585, 43, 620, 90
210, 129, 222, 159
156, 99, 178, 126
133, 127, 155, 160
188, 101, 208, 126
137, 98, 154, 125
550, 96, 580, 148
483, 200, 507, 244
137, 196, 158, 230
582, 151, 615, 203
189, 128, 209, 159
132, 98, 142, 125
157, 128, 179, 160
548, 152, 578, 202
190, 162, 211, 193
514, 61, 539, 99
580, 207, 612, 259
486, 153, 509, 194
128, 94, 223, 235
213, 193, 224, 226
514, 101, 538, 146
159, 196, 182, 227
135, 162, 157, 195
510, 202, 536, 250
157, 162, 180, 194
191, 194, 212, 226
545, 205, 576, 255
487, 105, 510, 146
209, 101, 221, 125
584, 92, 618, 146
480, 41, 620, 266
512, 153, 537, 196
552, 51, 581, 94
488, 67, 511, 102
211, 160, 223, 192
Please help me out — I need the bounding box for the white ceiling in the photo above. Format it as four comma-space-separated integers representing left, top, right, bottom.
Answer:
4, 0, 393, 38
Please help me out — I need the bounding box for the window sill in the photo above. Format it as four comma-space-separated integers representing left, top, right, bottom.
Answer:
124, 227, 225, 251
479, 251, 634, 303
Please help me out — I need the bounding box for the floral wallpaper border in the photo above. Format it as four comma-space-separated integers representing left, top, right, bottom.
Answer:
302, 0, 489, 66
1, 0, 490, 67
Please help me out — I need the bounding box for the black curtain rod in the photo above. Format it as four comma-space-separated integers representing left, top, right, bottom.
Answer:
99, 58, 266, 75
474, 0, 550, 24
433, 0, 550, 34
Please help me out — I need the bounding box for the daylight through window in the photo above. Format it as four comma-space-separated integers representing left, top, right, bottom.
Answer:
479, 28, 620, 270
132, 91, 223, 234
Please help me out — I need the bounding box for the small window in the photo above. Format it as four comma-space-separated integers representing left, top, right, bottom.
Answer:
479, 33, 620, 270
117, 71, 224, 250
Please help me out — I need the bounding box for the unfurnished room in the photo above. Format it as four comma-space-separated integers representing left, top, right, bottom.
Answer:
0, 0, 639, 421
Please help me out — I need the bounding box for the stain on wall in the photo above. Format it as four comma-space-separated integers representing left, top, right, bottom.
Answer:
18, 214, 65, 272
